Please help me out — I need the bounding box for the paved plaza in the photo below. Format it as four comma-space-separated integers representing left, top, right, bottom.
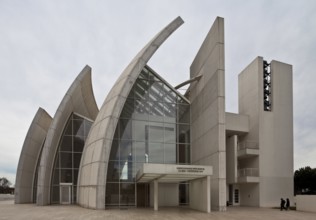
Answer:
1, 195, 316, 220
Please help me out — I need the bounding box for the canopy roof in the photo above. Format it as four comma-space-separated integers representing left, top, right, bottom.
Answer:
136, 163, 212, 183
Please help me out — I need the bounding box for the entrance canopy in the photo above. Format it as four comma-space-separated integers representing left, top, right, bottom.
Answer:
136, 163, 213, 183
136, 163, 213, 213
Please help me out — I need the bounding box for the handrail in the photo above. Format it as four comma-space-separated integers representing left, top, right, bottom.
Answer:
238, 168, 259, 177
238, 141, 259, 150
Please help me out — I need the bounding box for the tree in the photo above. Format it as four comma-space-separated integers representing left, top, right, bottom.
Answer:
294, 166, 316, 195
0, 177, 12, 194
0, 177, 11, 188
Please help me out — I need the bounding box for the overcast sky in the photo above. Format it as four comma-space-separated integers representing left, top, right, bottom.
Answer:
1, 0, 315, 184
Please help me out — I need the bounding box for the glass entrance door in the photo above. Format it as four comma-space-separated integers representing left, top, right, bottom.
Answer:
60, 183, 72, 204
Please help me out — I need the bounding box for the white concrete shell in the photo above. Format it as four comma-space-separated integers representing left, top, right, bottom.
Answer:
77, 17, 184, 209
189, 17, 226, 211
15, 108, 52, 204
36, 65, 99, 205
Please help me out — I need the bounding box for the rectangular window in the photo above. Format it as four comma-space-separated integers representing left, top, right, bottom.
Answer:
60, 136, 72, 152
106, 161, 120, 182
147, 125, 164, 143
120, 183, 135, 206
164, 126, 175, 143
134, 141, 146, 162
105, 183, 119, 205
60, 169, 72, 183
164, 143, 176, 164
148, 142, 164, 163
60, 152, 72, 168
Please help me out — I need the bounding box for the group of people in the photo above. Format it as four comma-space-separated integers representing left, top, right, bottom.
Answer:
280, 198, 290, 211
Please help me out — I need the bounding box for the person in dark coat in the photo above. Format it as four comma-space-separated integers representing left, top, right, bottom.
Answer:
286, 198, 290, 210
280, 198, 286, 211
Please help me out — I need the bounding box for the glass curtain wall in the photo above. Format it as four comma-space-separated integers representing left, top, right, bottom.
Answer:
51, 113, 93, 204
106, 66, 191, 207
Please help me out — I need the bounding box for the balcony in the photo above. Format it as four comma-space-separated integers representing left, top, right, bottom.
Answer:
238, 168, 259, 183
238, 141, 259, 158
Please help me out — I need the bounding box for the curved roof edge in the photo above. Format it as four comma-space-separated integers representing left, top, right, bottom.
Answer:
37, 65, 99, 205
78, 17, 183, 209
15, 107, 52, 204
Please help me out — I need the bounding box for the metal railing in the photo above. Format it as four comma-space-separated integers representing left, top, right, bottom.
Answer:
238, 141, 259, 150
238, 168, 259, 177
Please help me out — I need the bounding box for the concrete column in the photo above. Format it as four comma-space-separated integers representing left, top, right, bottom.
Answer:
207, 176, 211, 213
154, 180, 158, 211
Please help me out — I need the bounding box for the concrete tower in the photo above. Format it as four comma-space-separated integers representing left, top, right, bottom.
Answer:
237, 57, 293, 207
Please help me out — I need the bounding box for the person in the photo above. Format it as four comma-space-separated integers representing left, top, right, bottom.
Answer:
286, 198, 290, 210
280, 198, 285, 211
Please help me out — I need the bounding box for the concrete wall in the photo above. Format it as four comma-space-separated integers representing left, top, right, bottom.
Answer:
240, 183, 259, 206
225, 113, 249, 136
150, 183, 178, 207
238, 57, 294, 207
259, 60, 294, 207
190, 16, 226, 211
238, 57, 260, 142
15, 108, 52, 204
296, 195, 316, 213
190, 177, 211, 213
36, 66, 99, 205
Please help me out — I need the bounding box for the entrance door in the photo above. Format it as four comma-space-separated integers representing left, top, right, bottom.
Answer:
228, 185, 233, 205
233, 188, 240, 206
179, 183, 189, 206
60, 183, 72, 204
137, 183, 149, 207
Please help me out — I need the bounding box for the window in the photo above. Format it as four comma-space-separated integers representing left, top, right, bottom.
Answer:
106, 66, 191, 207
51, 113, 93, 204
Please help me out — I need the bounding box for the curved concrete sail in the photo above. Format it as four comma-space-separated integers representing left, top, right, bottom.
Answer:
15, 108, 52, 204
77, 17, 184, 209
189, 17, 226, 211
37, 65, 99, 205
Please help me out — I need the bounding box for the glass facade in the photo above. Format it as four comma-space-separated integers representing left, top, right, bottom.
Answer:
106, 66, 191, 207
51, 113, 93, 204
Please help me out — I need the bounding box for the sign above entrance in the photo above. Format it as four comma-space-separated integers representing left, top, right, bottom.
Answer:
136, 163, 212, 183
177, 166, 205, 173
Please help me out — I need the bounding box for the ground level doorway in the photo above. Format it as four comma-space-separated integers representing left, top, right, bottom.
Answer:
137, 183, 150, 207
228, 184, 240, 206
60, 183, 72, 204
136, 163, 212, 213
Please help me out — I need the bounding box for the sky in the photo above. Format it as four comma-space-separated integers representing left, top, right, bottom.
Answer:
0, 0, 315, 185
